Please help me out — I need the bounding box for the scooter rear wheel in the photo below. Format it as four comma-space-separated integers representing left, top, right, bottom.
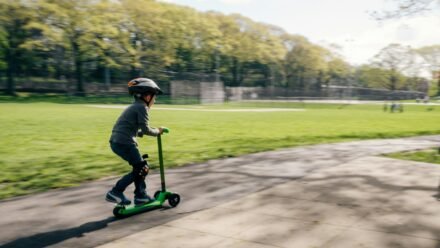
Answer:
168, 193, 180, 207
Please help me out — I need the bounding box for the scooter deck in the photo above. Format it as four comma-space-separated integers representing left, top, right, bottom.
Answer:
114, 200, 163, 217
113, 191, 174, 217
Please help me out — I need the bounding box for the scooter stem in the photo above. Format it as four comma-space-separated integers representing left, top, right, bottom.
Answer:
157, 128, 169, 192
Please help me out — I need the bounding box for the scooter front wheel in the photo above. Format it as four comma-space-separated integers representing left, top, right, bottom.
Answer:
168, 193, 180, 207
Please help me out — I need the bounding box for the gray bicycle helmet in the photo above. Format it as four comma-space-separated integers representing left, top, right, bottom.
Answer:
128, 78, 163, 96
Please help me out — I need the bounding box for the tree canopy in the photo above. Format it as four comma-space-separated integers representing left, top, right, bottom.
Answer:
0, 0, 437, 96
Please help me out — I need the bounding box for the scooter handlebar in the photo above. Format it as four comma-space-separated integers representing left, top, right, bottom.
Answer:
161, 127, 170, 134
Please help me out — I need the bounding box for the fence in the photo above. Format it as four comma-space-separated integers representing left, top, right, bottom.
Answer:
224, 85, 426, 101
0, 76, 426, 102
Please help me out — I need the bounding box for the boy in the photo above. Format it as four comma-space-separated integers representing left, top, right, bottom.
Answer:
106, 78, 164, 205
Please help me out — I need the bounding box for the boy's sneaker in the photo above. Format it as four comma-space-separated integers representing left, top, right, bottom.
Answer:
134, 194, 155, 205
106, 190, 131, 205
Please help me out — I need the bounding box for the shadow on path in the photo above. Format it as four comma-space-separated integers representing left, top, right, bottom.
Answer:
1, 217, 116, 248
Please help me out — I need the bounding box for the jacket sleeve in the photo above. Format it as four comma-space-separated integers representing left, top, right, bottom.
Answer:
138, 106, 160, 137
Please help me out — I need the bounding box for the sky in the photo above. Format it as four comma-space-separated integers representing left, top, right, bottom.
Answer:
161, 0, 440, 65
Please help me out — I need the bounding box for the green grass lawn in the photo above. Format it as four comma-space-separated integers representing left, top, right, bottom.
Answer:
1, 101, 439, 200
385, 148, 440, 165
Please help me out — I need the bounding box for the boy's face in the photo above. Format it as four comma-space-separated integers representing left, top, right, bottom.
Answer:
143, 94, 156, 108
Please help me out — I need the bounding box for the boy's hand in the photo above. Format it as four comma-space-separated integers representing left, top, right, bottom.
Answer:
158, 127, 164, 135
137, 130, 144, 137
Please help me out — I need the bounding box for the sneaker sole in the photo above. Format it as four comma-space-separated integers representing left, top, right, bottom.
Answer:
107, 197, 131, 205
105, 196, 118, 203
106, 192, 131, 205
106, 192, 122, 203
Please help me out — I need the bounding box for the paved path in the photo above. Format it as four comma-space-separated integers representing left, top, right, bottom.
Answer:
1, 136, 439, 248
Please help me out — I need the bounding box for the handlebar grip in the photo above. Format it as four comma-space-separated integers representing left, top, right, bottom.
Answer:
162, 127, 170, 133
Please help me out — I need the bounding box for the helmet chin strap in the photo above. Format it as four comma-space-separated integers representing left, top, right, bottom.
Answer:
144, 98, 151, 106
141, 94, 155, 107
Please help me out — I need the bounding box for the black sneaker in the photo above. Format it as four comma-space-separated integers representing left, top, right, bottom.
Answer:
134, 194, 155, 205
106, 190, 131, 205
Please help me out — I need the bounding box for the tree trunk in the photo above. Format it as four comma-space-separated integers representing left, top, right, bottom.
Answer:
5, 47, 16, 96
72, 41, 85, 96
437, 73, 440, 96
55, 46, 64, 80
298, 68, 305, 94
215, 50, 220, 82
263, 64, 271, 87
6, 68, 15, 96
130, 57, 140, 78
231, 57, 239, 86
74, 56, 84, 96
390, 74, 397, 91
104, 66, 110, 91
238, 63, 245, 86
316, 71, 324, 96
130, 66, 137, 79
390, 69, 398, 91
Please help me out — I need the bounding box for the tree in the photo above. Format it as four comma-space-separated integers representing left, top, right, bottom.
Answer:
215, 14, 259, 86
372, 0, 439, 20
370, 44, 415, 90
0, 0, 354, 94
416, 45, 440, 95
203, 13, 286, 87
356, 65, 406, 90
34, 0, 104, 96
283, 35, 328, 93
165, 5, 220, 78
249, 23, 286, 87
120, 0, 191, 80
0, 0, 34, 95
371, 0, 440, 93
86, 1, 127, 88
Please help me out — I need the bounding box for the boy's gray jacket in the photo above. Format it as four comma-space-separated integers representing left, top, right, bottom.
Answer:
110, 99, 160, 144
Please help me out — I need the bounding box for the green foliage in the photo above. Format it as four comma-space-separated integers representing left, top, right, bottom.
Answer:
283, 36, 324, 89
429, 79, 439, 96
385, 148, 440, 165
0, 0, 36, 94
0, 102, 439, 199
327, 57, 351, 82
416, 45, 440, 96
0, 0, 438, 94
369, 44, 415, 91
356, 65, 406, 90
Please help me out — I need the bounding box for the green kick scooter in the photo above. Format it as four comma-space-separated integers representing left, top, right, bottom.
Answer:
112, 128, 180, 218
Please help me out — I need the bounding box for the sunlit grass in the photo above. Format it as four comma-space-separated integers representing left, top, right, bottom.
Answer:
0, 102, 439, 199
385, 148, 440, 165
